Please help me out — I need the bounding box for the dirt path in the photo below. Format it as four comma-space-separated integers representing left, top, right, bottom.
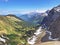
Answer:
35, 41, 60, 45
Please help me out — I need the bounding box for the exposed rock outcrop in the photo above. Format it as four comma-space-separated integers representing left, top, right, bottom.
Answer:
41, 5, 60, 42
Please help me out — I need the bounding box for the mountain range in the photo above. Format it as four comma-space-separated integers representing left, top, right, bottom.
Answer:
0, 5, 60, 45
19, 12, 47, 25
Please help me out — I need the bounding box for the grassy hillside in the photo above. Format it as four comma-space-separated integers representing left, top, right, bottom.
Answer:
0, 15, 36, 45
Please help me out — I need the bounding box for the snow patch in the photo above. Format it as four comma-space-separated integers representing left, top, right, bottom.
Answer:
27, 27, 42, 45
0, 37, 6, 43
46, 30, 59, 40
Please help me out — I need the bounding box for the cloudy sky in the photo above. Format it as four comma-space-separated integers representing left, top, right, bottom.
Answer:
0, 0, 60, 14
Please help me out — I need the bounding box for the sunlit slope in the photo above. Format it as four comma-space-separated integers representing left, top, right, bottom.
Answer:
0, 15, 36, 45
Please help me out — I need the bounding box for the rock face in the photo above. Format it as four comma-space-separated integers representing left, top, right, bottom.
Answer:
49, 16, 60, 39
42, 5, 60, 27
41, 5, 60, 42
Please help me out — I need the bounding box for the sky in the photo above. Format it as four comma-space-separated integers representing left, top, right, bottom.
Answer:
0, 0, 60, 14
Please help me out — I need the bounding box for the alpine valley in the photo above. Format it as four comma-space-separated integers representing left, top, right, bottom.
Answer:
0, 5, 60, 45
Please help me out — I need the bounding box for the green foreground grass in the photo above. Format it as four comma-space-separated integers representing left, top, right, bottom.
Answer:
0, 15, 38, 45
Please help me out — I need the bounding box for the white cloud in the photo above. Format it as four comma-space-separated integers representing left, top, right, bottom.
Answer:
35, 10, 46, 13
0, 10, 46, 15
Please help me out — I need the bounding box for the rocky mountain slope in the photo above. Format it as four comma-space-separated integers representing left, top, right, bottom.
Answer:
42, 5, 60, 27
30, 5, 60, 45
41, 5, 60, 42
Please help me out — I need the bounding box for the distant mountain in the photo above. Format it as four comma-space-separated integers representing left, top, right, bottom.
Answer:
19, 12, 47, 25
